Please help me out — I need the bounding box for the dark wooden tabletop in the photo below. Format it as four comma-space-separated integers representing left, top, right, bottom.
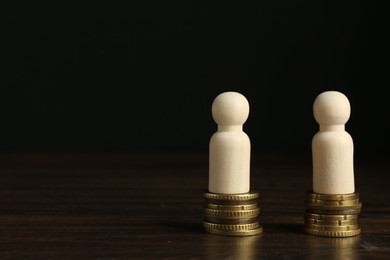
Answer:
0, 153, 389, 259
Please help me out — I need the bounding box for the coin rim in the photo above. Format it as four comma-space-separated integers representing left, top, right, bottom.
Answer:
304, 217, 357, 226
204, 208, 260, 218
204, 216, 259, 224
305, 202, 362, 210
204, 191, 259, 201
303, 227, 361, 237
307, 208, 361, 215
304, 212, 358, 221
306, 191, 359, 201
205, 198, 259, 205
204, 226, 263, 236
203, 221, 259, 231
305, 198, 361, 206
205, 203, 258, 210
304, 223, 359, 231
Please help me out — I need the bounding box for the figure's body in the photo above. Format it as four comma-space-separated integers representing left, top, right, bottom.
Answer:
209, 92, 251, 194
312, 91, 354, 194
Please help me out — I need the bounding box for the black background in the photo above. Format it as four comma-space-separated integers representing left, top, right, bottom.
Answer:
1, 1, 389, 155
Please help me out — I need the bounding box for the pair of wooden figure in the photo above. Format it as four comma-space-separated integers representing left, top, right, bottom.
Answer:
209, 91, 355, 195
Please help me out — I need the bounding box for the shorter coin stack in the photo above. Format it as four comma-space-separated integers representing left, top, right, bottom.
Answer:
203, 191, 262, 236
304, 191, 362, 237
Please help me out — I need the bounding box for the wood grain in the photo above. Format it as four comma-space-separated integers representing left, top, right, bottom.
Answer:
0, 153, 389, 259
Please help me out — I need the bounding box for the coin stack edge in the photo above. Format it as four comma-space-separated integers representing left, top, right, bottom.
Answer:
203, 190, 262, 236
303, 191, 362, 238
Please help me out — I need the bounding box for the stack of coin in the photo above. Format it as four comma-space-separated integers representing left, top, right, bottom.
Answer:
304, 191, 362, 237
203, 191, 262, 236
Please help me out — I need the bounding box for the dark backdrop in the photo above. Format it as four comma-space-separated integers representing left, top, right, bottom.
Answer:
1, 1, 389, 154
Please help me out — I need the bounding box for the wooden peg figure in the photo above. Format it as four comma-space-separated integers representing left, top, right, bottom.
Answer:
209, 92, 251, 194
312, 91, 355, 194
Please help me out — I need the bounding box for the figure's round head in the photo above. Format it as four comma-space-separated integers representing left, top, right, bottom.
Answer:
212, 91, 249, 125
313, 91, 350, 125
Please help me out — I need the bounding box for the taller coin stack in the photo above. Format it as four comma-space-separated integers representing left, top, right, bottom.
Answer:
203, 191, 262, 236
303, 191, 362, 237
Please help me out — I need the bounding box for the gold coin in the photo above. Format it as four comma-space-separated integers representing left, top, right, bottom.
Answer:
204, 208, 260, 219
307, 208, 361, 215
306, 191, 359, 201
203, 191, 259, 201
203, 221, 260, 231
305, 202, 362, 210
304, 212, 358, 221
205, 226, 263, 236
305, 198, 360, 206
204, 216, 259, 225
205, 203, 258, 211
304, 227, 361, 237
304, 217, 357, 226
304, 223, 359, 231
205, 198, 259, 206
305, 200, 362, 208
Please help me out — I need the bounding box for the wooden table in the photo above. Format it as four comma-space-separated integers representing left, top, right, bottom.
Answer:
0, 153, 389, 259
